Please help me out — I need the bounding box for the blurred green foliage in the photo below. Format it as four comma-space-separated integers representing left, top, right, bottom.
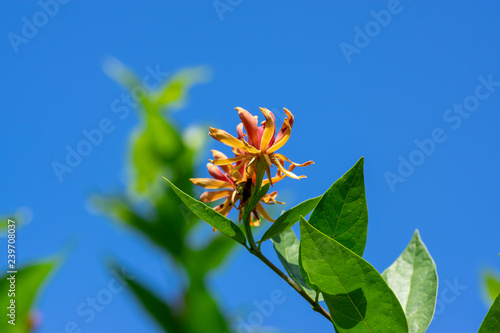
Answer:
0, 261, 56, 333
0, 214, 58, 333
92, 60, 236, 332
482, 269, 500, 305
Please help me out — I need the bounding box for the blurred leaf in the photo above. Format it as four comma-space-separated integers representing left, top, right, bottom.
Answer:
483, 271, 500, 303
132, 112, 186, 195
0, 208, 31, 234
113, 267, 183, 333
308, 157, 368, 257
479, 292, 500, 332
0, 217, 13, 234
272, 228, 322, 301
260, 196, 321, 244
91, 195, 185, 258
300, 217, 408, 333
382, 230, 438, 333
153, 66, 210, 108
164, 178, 246, 246
101, 61, 237, 332
182, 282, 230, 333
102, 57, 142, 92
187, 234, 238, 277
113, 65, 207, 196
0, 260, 56, 332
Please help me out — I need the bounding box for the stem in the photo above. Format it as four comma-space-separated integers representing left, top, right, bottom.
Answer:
242, 157, 266, 251
244, 218, 258, 251
241, 157, 332, 323
249, 247, 332, 322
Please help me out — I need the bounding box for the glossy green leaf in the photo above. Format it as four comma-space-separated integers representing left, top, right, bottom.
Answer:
0, 260, 56, 332
308, 157, 368, 257
300, 217, 408, 332
482, 271, 500, 303
113, 267, 183, 333
479, 292, 500, 332
164, 177, 246, 246
272, 228, 323, 301
382, 230, 438, 333
260, 196, 321, 244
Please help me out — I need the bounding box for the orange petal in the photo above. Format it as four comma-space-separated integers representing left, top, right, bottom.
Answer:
267, 125, 291, 154
200, 190, 233, 202
206, 163, 231, 182
236, 123, 245, 139
209, 127, 259, 154
262, 174, 286, 186
261, 191, 285, 205
274, 108, 294, 142
229, 167, 244, 181
270, 157, 304, 180
283, 108, 294, 127
273, 153, 314, 167
217, 197, 234, 217
256, 202, 275, 222
259, 108, 276, 151
190, 178, 233, 189
210, 155, 246, 166
211, 150, 230, 173
236, 107, 260, 147
250, 210, 261, 226
211, 149, 228, 160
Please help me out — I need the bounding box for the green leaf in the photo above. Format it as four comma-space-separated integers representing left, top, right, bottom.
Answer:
0, 260, 56, 332
382, 230, 438, 333
479, 292, 500, 332
113, 267, 183, 333
482, 270, 500, 303
300, 217, 408, 332
260, 196, 321, 244
272, 228, 323, 301
308, 157, 368, 257
164, 177, 246, 246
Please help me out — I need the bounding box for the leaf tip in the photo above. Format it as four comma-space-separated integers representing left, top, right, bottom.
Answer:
412, 229, 422, 241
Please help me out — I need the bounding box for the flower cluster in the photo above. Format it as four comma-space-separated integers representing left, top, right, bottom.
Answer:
190, 107, 313, 226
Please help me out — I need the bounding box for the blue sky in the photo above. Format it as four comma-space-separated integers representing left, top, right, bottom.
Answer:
1, 1, 500, 332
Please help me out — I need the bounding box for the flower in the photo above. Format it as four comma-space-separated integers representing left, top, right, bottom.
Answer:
208, 107, 313, 185
190, 150, 284, 226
